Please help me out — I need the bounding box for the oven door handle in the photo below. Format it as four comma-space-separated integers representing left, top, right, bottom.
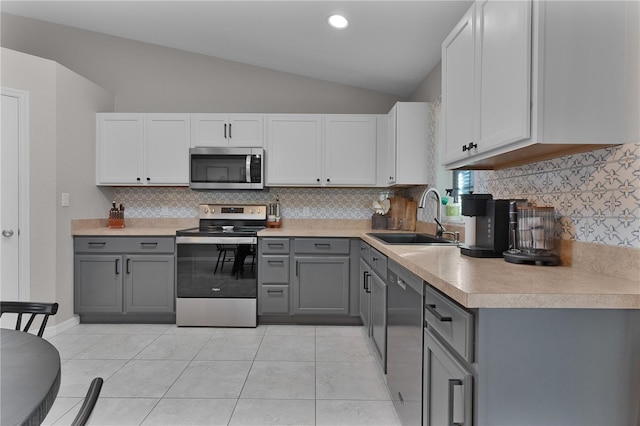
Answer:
176, 236, 257, 245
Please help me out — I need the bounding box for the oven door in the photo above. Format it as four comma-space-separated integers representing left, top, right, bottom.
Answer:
176, 236, 257, 298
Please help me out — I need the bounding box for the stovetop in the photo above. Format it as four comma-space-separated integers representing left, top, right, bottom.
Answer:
176, 225, 265, 237
176, 204, 267, 237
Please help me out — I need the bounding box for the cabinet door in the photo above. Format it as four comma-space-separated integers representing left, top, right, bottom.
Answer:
293, 256, 349, 315
228, 115, 264, 147
324, 115, 376, 186
359, 258, 371, 333
145, 114, 190, 185
389, 103, 429, 185
442, 6, 477, 165
124, 254, 175, 313
386, 106, 397, 185
266, 116, 322, 185
475, 0, 531, 152
370, 270, 387, 372
191, 114, 228, 147
423, 328, 473, 426
74, 255, 123, 313
96, 114, 144, 185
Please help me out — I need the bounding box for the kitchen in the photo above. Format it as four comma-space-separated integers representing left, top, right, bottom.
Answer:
1, 1, 639, 425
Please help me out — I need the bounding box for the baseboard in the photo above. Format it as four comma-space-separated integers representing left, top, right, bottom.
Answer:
43, 315, 80, 338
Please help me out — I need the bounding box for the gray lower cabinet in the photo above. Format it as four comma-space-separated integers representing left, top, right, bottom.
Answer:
74, 254, 123, 313
73, 237, 175, 322
291, 238, 351, 315
359, 241, 387, 372
293, 256, 349, 314
423, 327, 473, 426
359, 257, 371, 331
369, 269, 387, 368
258, 238, 291, 315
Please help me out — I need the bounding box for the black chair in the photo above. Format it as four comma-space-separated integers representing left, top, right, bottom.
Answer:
71, 377, 103, 426
0, 301, 59, 337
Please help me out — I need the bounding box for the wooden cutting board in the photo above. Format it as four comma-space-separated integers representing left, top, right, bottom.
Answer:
403, 200, 417, 231
388, 196, 416, 231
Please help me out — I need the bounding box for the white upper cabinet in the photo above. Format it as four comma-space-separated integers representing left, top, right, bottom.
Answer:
266, 115, 323, 186
97, 113, 190, 186
442, 0, 626, 169
97, 114, 144, 185
145, 114, 190, 185
441, 6, 476, 165
475, 0, 531, 152
191, 114, 264, 147
324, 115, 377, 186
386, 102, 429, 186
266, 115, 378, 187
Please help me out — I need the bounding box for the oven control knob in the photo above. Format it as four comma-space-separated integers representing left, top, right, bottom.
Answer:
250, 209, 254, 214
203, 207, 209, 213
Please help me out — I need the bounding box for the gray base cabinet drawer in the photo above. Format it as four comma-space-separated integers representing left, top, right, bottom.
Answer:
75, 237, 174, 254
424, 284, 474, 363
261, 238, 290, 254
260, 255, 290, 283
294, 238, 350, 255
369, 247, 388, 277
259, 285, 290, 314
359, 241, 370, 260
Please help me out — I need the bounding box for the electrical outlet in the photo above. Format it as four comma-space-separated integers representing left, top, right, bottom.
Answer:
302, 207, 310, 217
61, 193, 70, 207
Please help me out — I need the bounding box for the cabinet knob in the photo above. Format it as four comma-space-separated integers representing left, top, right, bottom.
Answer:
316, 178, 320, 182
326, 178, 330, 182
146, 177, 151, 181
136, 177, 141, 182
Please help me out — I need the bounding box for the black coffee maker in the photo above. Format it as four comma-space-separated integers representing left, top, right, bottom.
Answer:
459, 194, 512, 258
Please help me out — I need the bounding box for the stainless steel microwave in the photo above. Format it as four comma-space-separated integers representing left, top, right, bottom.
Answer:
189, 147, 264, 190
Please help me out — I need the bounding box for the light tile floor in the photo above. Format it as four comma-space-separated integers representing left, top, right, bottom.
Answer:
43, 324, 401, 426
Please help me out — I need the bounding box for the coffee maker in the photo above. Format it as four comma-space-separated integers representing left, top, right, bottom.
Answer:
459, 194, 512, 258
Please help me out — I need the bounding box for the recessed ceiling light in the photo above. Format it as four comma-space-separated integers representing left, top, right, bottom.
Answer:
328, 14, 349, 29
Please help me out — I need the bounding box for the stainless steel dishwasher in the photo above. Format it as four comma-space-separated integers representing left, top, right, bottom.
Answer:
387, 259, 424, 425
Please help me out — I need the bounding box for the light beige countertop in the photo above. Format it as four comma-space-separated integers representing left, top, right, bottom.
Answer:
71, 218, 640, 309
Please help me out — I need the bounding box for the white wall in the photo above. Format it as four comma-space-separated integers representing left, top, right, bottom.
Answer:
55, 63, 114, 322
0, 13, 403, 114
1, 48, 114, 324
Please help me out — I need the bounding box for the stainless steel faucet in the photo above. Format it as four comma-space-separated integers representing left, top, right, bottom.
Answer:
418, 187, 444, 237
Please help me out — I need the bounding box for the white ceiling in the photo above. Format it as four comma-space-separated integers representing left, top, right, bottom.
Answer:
1, 1, 473, 97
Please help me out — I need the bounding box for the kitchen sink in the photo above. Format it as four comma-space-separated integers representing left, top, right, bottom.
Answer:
367, 233, 458, 245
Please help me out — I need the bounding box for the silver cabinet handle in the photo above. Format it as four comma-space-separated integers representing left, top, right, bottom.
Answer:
448, 379, 463, 426
2, 229, 14, 237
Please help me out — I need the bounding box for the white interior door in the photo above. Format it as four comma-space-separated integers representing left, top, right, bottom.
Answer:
1, 88, 29, 319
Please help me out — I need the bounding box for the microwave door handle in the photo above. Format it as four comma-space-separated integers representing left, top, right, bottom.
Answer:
246, 155, 252, 183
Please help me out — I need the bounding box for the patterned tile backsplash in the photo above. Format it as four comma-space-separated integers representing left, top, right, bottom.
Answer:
114, 186, 397, 220
476, 143, 640, 248
113, 98, 638, 249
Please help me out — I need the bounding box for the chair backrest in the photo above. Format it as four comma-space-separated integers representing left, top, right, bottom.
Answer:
71, 377, 103, 426
0, 301, 59, 337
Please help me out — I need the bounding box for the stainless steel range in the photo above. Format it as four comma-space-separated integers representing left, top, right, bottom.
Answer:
175, 204, 266, 327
